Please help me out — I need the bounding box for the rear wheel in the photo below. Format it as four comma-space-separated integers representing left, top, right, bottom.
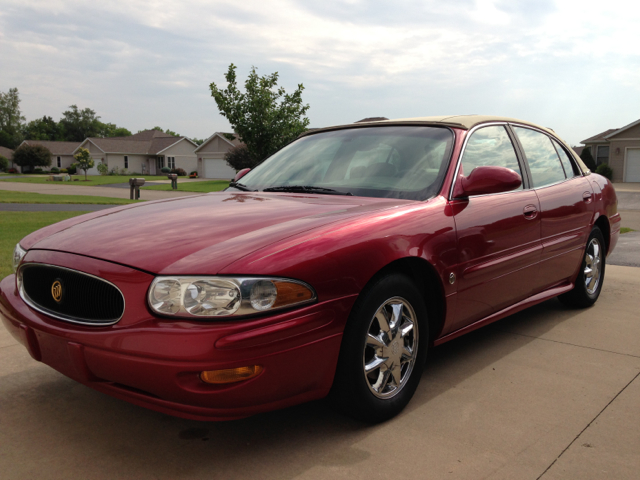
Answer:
330, 274, 428, 423
559, 226, 606, 308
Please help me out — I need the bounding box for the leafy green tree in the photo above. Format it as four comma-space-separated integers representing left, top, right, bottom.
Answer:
99, 122, 132, 137
191, 137, 204, 146
210, 64, 310, 165
580, 147, 597, 172
60, 105, 102, 141
13, 144, 52, 172
73, 147, 95, 180
22, 116, 64, 141
0, 155, 9, 172
0, 88, 26, 148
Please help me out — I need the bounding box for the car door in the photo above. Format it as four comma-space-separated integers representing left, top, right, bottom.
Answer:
446, 125, 542, 335
511, 127, 594, 293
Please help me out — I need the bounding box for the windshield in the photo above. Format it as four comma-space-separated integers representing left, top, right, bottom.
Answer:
231, 126, 454, 200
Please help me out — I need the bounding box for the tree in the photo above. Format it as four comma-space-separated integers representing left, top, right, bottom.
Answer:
0, 155, 9, 172
73, 147, 95, 180
142, 126, 180, 137
580, 146, 596, 172
22, 116, 64, 141
59, 105, 102, 141
13, 144, 51, 172
209, 64, 310, 166
0, 88, 26, 148
224, 144, 258, 172
98, 122, 132, 138
191, 137, 204, 146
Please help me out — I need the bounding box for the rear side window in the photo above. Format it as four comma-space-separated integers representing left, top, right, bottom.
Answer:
513, 127, 566, 188
553, 139, 579, 177
460, 126, 523, 188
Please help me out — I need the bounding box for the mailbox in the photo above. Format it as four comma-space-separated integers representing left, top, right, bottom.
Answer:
129, 178, 146, 200
167, 173, 178, 190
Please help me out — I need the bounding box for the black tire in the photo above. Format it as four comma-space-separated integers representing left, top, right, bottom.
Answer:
329, 273, 429, 423
558, 226, 606, 308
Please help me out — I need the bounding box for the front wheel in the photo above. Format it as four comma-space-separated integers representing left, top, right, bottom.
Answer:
559, 226, 606, 308
329, 274, 429, 423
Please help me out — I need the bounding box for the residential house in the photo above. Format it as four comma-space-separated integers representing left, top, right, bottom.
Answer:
581, 118, 640, 182
17, 140, 81, 172
194, 132, 241, 179
75, 130, 198, 175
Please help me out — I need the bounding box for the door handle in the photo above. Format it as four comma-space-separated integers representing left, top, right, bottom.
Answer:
523, 204, 538, 220
583, 192, 593, 203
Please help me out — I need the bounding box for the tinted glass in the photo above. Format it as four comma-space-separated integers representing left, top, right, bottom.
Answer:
553, 139, 579, 177
514, 127, 566, 188
460, 126, 523, 188
236, 126, 454, 200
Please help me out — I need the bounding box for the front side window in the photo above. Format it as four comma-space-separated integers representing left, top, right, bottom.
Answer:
57, 157, 61, 168
459, 126, 523, 188
167, 157, 176, 169
124, 156, 129, 169
235, 126, 454, 200
513, 127, 566, 188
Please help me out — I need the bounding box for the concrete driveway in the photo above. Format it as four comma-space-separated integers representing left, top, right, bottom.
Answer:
1, 265, 639, 480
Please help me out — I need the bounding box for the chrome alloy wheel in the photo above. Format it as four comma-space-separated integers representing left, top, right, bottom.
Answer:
363, 297, 418, 399
584, 237, 602, 295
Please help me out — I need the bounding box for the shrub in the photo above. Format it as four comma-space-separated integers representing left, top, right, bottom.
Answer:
12, 144, 52, 171
190, 170, 198, 176
50, 167, 60, 173
33, 168, 44, 173
0, 155, 9, 172
224, 144, 258, 171
171, 167, 187, 176
161, 166, 171, 173
60, 168, 68, 173
595, 163, 613, 180
580, 147, 597, 172
67, 164, 77, 175
96, 163, 108, 175
108, 167, 119, 176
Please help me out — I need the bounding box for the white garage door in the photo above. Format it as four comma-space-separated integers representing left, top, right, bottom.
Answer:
626, 149, 640, 182
203, 158, 236, 179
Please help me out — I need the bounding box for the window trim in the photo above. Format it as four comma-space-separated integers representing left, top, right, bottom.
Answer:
448, 122, 531, 200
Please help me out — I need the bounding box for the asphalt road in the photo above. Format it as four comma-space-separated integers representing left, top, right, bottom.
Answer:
0, 203, 116, 212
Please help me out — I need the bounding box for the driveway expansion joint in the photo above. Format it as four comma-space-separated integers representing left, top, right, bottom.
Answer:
535, 370, 640, 479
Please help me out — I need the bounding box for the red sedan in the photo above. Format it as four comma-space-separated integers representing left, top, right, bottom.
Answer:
1, 115, 621, 423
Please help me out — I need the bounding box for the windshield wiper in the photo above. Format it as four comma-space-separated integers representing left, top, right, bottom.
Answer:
227, 181, 256, 192
262, 185, 352, 196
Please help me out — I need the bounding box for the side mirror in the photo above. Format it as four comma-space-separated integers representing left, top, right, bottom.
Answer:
453, 166, 522, 198
234, 168, 250, 182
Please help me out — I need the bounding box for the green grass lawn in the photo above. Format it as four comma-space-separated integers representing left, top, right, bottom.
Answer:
0, 175, 169, 186
620, 227, 635, 234
142, 180, 230, 192
0, 211, 88, 280
0, 190, 140, 204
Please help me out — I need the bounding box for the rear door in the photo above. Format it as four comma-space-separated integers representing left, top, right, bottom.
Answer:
511, 127, 593, 293
447, 125, 542, 334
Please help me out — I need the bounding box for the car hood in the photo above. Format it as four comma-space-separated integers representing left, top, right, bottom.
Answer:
25, 192, 415, 274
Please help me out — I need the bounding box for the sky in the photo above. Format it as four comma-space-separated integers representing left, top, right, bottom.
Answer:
1, 0, 639, 145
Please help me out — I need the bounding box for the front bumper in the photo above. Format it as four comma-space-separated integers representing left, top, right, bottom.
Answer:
0, 252, 356, 421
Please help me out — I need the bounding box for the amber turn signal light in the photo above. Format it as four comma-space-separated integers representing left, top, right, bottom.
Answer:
200, 365, 264, 384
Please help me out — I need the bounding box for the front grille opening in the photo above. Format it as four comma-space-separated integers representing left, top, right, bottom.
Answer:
20, 264, 125, 325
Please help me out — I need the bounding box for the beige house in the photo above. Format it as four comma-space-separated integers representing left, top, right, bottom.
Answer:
194, 132, 241, 179
75, 130, 198, 175
582, 118, 640, 182
17, 140, 81, 172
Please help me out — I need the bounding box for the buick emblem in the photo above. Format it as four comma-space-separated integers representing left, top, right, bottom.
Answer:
51, 280, 63, 303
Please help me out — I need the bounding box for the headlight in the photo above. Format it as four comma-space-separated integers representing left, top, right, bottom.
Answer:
147, 276, 315, 319
12, 244, 27, 273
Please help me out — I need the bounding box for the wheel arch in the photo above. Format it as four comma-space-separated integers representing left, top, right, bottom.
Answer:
356, 256, 447, 342
594, 214, 611, 255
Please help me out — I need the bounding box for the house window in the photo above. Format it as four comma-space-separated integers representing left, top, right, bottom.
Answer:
167, 157, 176, 169
124, 156, 129, 169
156, 157, 164, 170
57, 157, 61, 168
596, 146, 609, 166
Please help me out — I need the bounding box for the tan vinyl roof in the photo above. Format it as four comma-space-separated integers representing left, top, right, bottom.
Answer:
86, 136, 183, 154
581, 128, 619, 144
0, 146, 13, 159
